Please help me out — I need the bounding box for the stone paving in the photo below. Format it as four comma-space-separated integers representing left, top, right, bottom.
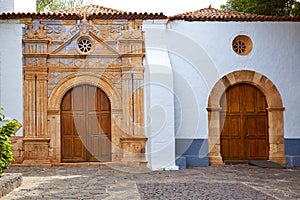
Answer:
1, 164, 300, 199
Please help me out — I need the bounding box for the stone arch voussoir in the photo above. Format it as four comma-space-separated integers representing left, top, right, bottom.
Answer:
48, 72, 121, 111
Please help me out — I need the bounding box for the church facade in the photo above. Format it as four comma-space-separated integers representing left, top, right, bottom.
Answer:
0, 2, 300, 170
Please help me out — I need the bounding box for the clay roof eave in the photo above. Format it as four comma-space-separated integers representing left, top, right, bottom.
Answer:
169, 7, 300, 22
0, 4, 167, 20
1, 5, 300, 22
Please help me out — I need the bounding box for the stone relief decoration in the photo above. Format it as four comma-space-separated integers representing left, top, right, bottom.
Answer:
48, 72, 73, 97
46, 24, 64, 40
23, 18, 144, 66
25, 57, 47, 66
24, 23, 47, 39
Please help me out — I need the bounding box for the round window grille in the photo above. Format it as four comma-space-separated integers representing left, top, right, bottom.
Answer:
232, 35, 253, 56
78, 37, 93, 53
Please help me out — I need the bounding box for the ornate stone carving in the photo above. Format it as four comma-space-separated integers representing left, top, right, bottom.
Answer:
47, 57, 121, 68
48, 72, 73, 97
46, 24, 63, 40
104, 71, 122, 84
120, 30, 143, 40
25, 57, 47, 66
46, 24, 62, 34
25, 23, 47, 39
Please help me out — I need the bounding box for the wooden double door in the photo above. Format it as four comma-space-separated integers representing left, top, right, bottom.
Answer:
61, 85, 111, 162
220, 84, 269, 161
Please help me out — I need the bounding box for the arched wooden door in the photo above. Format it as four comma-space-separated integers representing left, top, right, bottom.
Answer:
61, 85, 111, 162
220, 84, 269, 161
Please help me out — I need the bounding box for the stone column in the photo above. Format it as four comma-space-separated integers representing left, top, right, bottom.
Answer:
207, 107, 224, 166
268, 107, 286, 165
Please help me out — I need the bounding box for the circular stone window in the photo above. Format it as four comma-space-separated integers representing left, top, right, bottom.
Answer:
232, 35, 253, 56
77, 37, 93, 54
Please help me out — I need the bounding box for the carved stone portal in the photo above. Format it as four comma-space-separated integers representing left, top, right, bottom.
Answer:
16, 18, 146, 166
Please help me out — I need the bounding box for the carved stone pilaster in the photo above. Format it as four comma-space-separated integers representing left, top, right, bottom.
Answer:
23, 72, 36, 137
121, 67, 134, 136
23, 67, 48, 138
36, 72, 48, 137
121, 67, 144, 137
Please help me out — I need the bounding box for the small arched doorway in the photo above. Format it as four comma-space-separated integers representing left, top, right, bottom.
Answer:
61, 84, 111, 162
220, 84, 269, 161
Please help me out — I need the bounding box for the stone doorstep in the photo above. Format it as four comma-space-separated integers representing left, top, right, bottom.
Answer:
0, 173, 22, 198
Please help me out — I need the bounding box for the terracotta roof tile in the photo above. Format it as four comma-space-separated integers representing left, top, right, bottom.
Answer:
169, 7, 300, 22
0, 4, 167, 20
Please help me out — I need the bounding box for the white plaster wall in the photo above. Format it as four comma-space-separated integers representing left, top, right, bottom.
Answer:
0, 21, 23, 135
167, 21, 300, 139
143, 20, 178, 170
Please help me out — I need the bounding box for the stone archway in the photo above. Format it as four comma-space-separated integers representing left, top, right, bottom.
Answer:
48, 72, 122, 163
207, 70, 285, 165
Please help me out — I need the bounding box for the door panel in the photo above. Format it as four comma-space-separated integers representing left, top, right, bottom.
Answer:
61, 85, 111, 162
220, 84, 268, 161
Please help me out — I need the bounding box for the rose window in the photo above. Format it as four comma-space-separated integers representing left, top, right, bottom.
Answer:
232, 35, 253, 56
77, 37, 93, 53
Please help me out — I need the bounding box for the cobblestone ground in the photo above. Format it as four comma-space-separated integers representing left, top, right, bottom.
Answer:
2, 164, 300, 200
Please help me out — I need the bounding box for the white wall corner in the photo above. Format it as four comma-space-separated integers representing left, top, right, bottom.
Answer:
143, 21, 178, 170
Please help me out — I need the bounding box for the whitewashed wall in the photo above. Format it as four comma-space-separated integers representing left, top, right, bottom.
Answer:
0, 0, 35, 135
0, 21, 23, 135
166, 21, 300, 139
143, 20, 300, 169
143, 20, 178, 170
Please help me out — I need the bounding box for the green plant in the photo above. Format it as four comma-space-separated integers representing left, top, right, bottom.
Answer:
0, 107, 20, 176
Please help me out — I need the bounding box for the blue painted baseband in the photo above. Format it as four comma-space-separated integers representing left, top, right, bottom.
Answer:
286, 155, 300, 167
176, 156, 186, 169
285, 139, 300, 155
176, 139, 209, 168
176, 138, 300, 168
185, 156, 209, 167
285, 139, 300, 167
